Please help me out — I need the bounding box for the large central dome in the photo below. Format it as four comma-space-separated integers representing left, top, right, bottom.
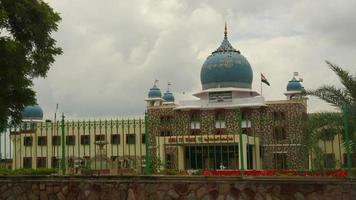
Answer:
200, 24, 253, 90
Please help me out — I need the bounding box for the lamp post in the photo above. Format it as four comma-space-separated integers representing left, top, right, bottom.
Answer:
61, 113, 66, 175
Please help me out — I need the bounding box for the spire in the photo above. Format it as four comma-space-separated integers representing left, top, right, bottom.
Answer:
212, 22, 238, 54
224, 22, 227, 38
167, 81, 172, 92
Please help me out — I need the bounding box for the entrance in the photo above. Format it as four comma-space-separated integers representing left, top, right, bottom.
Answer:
184, 145, 239, 170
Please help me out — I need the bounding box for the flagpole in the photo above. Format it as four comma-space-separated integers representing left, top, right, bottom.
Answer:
260, 80, 263, 96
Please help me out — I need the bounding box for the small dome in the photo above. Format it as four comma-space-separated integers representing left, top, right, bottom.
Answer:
163, 90, 175, 102
287, 77, 303, 91
21, 105, 43, 121
200, 24, 253, 90
148, 84, 162, 98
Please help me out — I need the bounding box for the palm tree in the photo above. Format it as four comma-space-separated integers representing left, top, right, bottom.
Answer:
305, 61, 356, 169
306, 61, 356, 111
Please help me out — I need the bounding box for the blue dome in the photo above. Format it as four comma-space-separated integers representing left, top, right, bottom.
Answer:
148, 84, 162, 98
162, 90, 175, 102
200, 26, 253, 90
21, 105, 43, 121
287, 77, 303, 91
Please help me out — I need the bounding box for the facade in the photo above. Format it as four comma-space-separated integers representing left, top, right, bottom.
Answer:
11, 107, 146, 174
10, 24, 350, 174
145, 25, 308, 171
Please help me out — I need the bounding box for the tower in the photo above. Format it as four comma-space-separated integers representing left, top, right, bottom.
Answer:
145, 81, 163, 107
284, 72, 305, 100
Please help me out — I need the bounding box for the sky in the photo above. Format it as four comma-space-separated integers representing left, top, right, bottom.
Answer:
35, 0, 356, 120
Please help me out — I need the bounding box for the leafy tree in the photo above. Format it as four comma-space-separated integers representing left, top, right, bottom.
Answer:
306, 61, 356, 110
304, 61, 356, 165
302, 112, 343, 171
0, 0, 62, 125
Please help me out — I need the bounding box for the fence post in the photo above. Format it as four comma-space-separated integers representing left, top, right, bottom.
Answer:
343, 107, 352, 177
61, 113, 66, 175
144, 111, 150, 175
238, 111, 245, 175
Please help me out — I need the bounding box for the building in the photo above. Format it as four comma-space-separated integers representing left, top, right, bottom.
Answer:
11, 105, 147, 174
145, 24, 307, 171
8, 24, 335, 174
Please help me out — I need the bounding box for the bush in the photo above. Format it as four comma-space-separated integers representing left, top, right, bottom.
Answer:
0, 168, 57, 176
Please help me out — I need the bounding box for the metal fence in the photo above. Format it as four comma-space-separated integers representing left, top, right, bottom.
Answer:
0, 110, 354, 177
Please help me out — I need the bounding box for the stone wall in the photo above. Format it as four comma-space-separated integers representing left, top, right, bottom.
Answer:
0, 176, 355, 200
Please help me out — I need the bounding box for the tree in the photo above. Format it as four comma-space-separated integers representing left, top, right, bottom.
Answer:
306, 61, 356, 110
302, 112, 343, 171
305, 61, 356, 164
0, 0, 62, 125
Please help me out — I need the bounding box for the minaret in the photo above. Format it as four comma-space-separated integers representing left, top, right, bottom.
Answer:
162, 82, 175, 104
145, 80, 163, 107
284, 72, 305, 100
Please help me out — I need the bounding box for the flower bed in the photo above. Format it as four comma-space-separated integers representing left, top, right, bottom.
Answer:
202, 170, 348, 177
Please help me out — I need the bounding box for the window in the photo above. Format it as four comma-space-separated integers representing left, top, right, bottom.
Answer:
190, 111, 201, 130
215, 111, 226, 129
280, 112, 286, 120
273, 153, 288, 170
52, 136, 61, 145
273, 111, 286, 120
141, 134, 146, 144
51, 157, 59, 169
95, 135, 105, 142
242, 111, 249, 120
81, 135, 90, 145
215, 111, 225, 121
160, 116, 173, 125
37, 157, 47, 168
38, 136, 47, 146
323, 153, 336, 168
111, 134, 120, 144
274, 127, 286, 142
66, 135, 75, 145
343, 153, 356, 167
24, 136, 33, 146
209, 91, 232, 102
160, 130, 172, 136
242, 128, 252, 136
322, 130, 335, 141
190, 111, 200, 122
126, 134, 136, 144
23, 157, 32, 168
190, 129, 200, 135
215, 129, 225, 135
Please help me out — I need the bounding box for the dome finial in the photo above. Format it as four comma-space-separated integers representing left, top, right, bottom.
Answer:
167, 81, 172, 92
224, 22, 227, 38
154, 79, 159, 86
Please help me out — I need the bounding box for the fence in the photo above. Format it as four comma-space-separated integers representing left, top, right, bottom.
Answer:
0, 110, 354, 177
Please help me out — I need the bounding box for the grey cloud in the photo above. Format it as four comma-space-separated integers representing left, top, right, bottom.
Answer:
36, 0, 356, 119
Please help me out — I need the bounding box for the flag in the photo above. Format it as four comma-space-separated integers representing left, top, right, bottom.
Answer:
261, 73, 270, 86
168, 81, 172, 86
294, 72, 299, 76
154, 79, 159, 85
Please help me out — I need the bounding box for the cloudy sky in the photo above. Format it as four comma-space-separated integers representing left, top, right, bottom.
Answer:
36, 0, 356, 120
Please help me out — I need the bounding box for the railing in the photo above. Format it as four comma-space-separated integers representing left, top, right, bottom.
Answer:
0, 110, 354, 177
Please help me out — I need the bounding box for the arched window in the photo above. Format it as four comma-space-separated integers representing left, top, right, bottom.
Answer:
215, 110, 226, 134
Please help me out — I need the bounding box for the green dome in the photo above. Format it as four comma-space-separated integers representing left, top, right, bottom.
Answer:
148, 84, 162, 98
21, 105, 43, 121
162, 90, 175, 102
200, 26, 253, 90
287, 77, 303, 91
